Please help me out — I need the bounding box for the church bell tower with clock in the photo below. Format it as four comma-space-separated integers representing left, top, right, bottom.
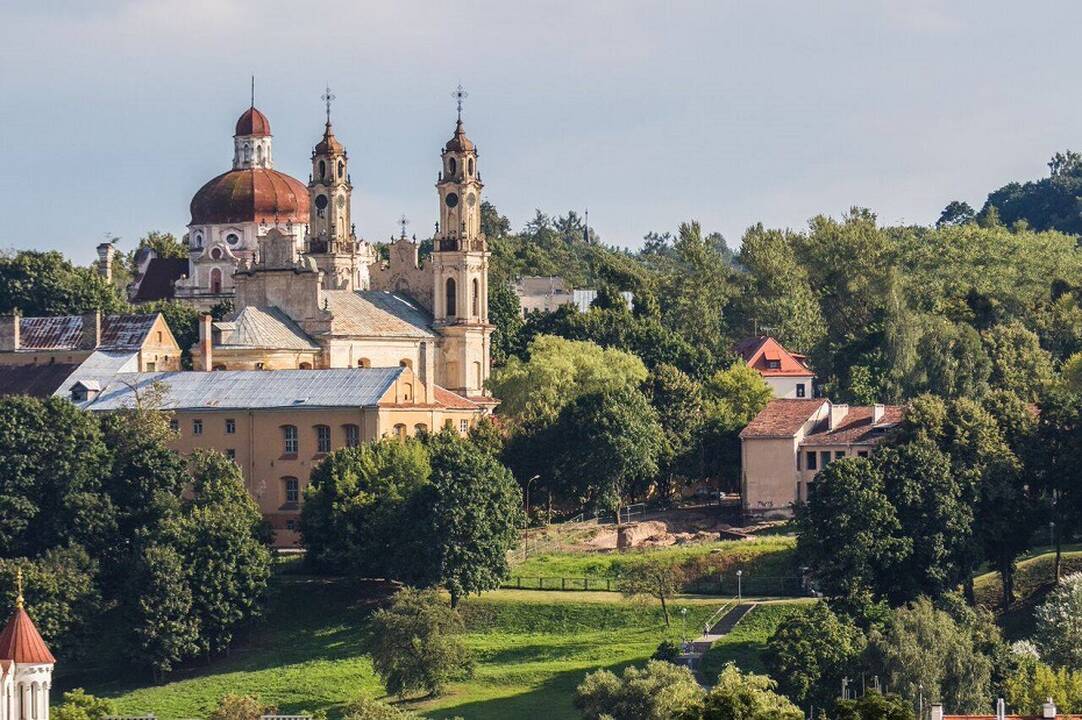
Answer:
432, 86, 492, 398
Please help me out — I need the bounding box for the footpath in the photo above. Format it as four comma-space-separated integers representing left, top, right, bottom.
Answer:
680, 601, 758, 673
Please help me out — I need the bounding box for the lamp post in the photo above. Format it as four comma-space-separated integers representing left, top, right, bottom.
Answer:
736, 569, 743, 600
523, 474, 540, 559
680, 606, 688, 644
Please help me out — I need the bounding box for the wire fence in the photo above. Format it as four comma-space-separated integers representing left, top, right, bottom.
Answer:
501, 571, 808, 596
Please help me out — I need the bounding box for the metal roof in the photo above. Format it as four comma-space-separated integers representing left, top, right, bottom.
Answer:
17, 314, 159, 351
66, 367, 403, 411
218, 306, 319, 350
326, 291, 435, 338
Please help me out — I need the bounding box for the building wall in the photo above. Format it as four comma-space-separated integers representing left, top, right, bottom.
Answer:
137, 314, 183, 371
369, 238, 434, 311
764, 375, 815, 399
742, 437, 802, 516
0, 350, 91, 367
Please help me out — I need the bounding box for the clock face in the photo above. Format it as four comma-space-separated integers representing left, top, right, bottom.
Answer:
466, 192, 476, 207
445, 192, 459, 208
315, 194, 329, 210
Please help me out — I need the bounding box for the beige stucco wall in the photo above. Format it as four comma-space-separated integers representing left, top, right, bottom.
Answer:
765, 375, 815, 399
742, 437, 801, 516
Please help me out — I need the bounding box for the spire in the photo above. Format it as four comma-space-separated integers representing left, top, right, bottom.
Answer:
251, 75, 255, 108
0, 569, 56, 665
14, 568, 22, 610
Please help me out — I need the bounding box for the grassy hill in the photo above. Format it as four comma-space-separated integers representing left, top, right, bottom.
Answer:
61, 571, 808, 720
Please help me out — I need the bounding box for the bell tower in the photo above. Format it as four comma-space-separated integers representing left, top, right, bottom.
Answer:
432, 86, 492, 398
306, 86, 373, 290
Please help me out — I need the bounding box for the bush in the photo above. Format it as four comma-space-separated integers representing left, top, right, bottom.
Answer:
574, 660, 702, 720
652, 639, 682, 663
208, 694, 275, 720
51, 689, 114, 720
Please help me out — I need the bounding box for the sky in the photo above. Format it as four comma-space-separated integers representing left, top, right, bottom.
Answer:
2, 0, 1081, 264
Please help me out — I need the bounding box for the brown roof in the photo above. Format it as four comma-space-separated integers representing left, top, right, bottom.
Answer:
444, 119, 476, 153
190, 168, 309, 225
314, 123, 344, 154
740, 399, 826, 439
0, 364, 79, 398
734, 336, 814, 378
801, 405, 905, 446
433, 385, 481, 410
235, 106, 271, 137
132, 258, 188, 302
0, 607, 55, 664
17, 314, 159, 352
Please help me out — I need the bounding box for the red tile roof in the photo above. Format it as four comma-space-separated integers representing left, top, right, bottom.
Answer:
0, 607, 55, 664
734, 336, 815, 378
740, 399, 826, 438
235, 106, 271, 137
801, 405, 904, 446
433, 385, 481, 410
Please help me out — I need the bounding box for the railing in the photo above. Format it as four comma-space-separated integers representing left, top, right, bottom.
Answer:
501, 571, 808, 596
502, 575, 615, 591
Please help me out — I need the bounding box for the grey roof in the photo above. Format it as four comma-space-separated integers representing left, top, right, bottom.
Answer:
18, 314, 159, 351
55, 350, 140, 398
325, 291, 435, 338
65, 367, 403, 411
218, 307, 318, 350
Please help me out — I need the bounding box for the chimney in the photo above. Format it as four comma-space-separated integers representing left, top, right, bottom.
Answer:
199, 313, 213, 371
929, 704, 944, 720
96, 242, 115, 282
78, 311, 101, 349
1043, 698, 1057, 718
0, 313, 19, 352
828, 402, 849, 430
996, 698, 1007, 720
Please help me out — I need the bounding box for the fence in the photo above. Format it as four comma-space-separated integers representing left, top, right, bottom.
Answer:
501, 571, 808, 596
563, 503, 647, 527
502, 575, 616, 591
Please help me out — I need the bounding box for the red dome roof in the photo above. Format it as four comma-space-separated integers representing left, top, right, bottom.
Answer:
444, 119, 475, 153
236, 106, 271, 137
190, 168, 309, 225
0, 607, 55, 665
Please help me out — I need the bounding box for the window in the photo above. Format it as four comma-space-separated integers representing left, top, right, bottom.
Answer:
169, 419, 179, 433
225, 233, 239, 245
337, 160, 344, 177
282, 425, 298, 454
299, 362, 312, 369
157, 331, 163, 343
820, 451, 831, 469
857, 450, 869, 458
319, 160, 326, 179
448, 157, 457, 175
210, 267, 222, 294
284, 477, 299, 504
286, 519, 296, 531
226, 448, 236, 460
796, 383, 806, 398
226, 418, 236, 434
835, 451, 846, 460
146, 362, 156, 371
193, 419, 203, 436
344, 424, 360, 448
460, 419, 469, 434
445, 278, 457, 317
472, 278, 479, 316
315, 425, 331, 453
394, 423, 407, 440
767, 359, 781, 369
402, 382, 413, 401
414, 423, 428, 435
806, 451, 817, 470
467, 158, 474, 176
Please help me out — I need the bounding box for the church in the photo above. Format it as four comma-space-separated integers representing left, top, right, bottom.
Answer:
171, 89, 494, 403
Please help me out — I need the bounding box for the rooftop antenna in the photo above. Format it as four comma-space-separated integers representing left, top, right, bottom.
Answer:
250, 75, 255, 108
452, 83, 468, 122
398, 214, 410, 240
321, 84, 335, 125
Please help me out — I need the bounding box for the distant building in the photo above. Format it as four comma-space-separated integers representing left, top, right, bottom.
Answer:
514, 276, 633, 316
933, 699, 1072, 719
739, 398, 903, 517
0, 311, 181, 372
734, 336, 816, 399
127, 247, 189, 303
0, 581, 55, 720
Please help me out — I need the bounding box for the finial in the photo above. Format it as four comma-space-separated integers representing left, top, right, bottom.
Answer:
399, 214, 410, 240
15, 567, 24, 609
452, 84, 468, 122
250, 75, 255, 108
321, 84, 335, 125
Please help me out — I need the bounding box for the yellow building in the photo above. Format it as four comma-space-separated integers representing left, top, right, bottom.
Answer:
60, 365, 483, 546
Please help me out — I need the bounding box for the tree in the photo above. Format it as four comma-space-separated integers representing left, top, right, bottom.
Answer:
981, 322, 1053, 401
208, 694, 276, 720
1005, 656, 1082, 714
1032, 388, 1082, 581
617, 561, 684, 627
642, 363, 703, 496
419, 431, 524, 607
795, 458, 908, 616
140, 300, 200, 366
368, 587, 473, 698
765, 602, 866, 712
696, 663, 803, 720
832, 692, 914, 720
574, 660, 704, 720
698, 361, 773, 488
177, 450, 272, 656
301, 439, 431, 575
488, 277, 523, 367
1034, 572, 1082, 670
123, 542, 200, 679
656, 221, 736, 355
907, 319, 991, 399
51, 689, 115, 720
489, 335, 648, 426
549, 387, 664, 516
936, 201, 976, 228
982, 150, 1082, 235
868, 598, 992, 714
137, 230, 187, 259
0, 249, 127, 316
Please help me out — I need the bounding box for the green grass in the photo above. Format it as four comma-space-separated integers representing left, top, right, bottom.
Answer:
973, 548, 1082, 640
510, 536, 799, 596
699, 600, 812, 679
60, 577, 734, 720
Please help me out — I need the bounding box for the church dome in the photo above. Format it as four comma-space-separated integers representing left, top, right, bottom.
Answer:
314, 123, 344, 154
190, 168, 309, 225
444, 120, 475, 153
236, 106, 271, 137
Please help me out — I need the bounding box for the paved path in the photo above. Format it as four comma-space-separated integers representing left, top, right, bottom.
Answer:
679, 602, 758, 669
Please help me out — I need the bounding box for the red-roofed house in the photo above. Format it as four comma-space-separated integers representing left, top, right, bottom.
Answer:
739, 397, 903, 516
0, 594, 55, 720
935, 698, 1077, 719
734, 336, 816, 399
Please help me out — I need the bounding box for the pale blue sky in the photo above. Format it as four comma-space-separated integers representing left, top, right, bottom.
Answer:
2, 1, 1080, 263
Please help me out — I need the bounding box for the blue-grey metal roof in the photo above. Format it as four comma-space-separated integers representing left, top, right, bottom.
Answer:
66, 367, 403, 411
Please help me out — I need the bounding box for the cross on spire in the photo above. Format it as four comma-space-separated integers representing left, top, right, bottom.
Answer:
321, 85, 335, 125
452, 84, 468, 121
15, 567, 24, 609
398, 214, 410, 240
250, 75, 255, 108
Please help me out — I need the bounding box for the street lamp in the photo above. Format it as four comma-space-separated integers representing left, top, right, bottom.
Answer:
679, 607, 688, 644
523, 474, 540, 559
736, 569, 743, 600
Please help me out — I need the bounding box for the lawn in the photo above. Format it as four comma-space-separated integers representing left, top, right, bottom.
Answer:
60, 576, 736, 720
698, 600, 812, 679
973, 547, 1082, 639
510, 535, 800, 596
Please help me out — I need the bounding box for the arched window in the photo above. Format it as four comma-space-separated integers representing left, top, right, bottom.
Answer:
210, 267, 222, 294
393, 423, 407, 440
448, 157, 457, 175
337, 160, 344, 177
472, 278, 480, 317
314, 424, 331, 453
402, 382, 413, 402
357, 358, 371, 368
343, 424, 360, 448
414, 423, 428, 435
282, 425, 298, 455
319, 160, 326, 179
194, 232, 203, 248
256, 144, 264, 164
445, 278, 457, 317
210, 247, 223, 260
468, 158, 474, 176
283, 476, 299, 504
299, 361, 312, 369
244, 143, 252, 161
